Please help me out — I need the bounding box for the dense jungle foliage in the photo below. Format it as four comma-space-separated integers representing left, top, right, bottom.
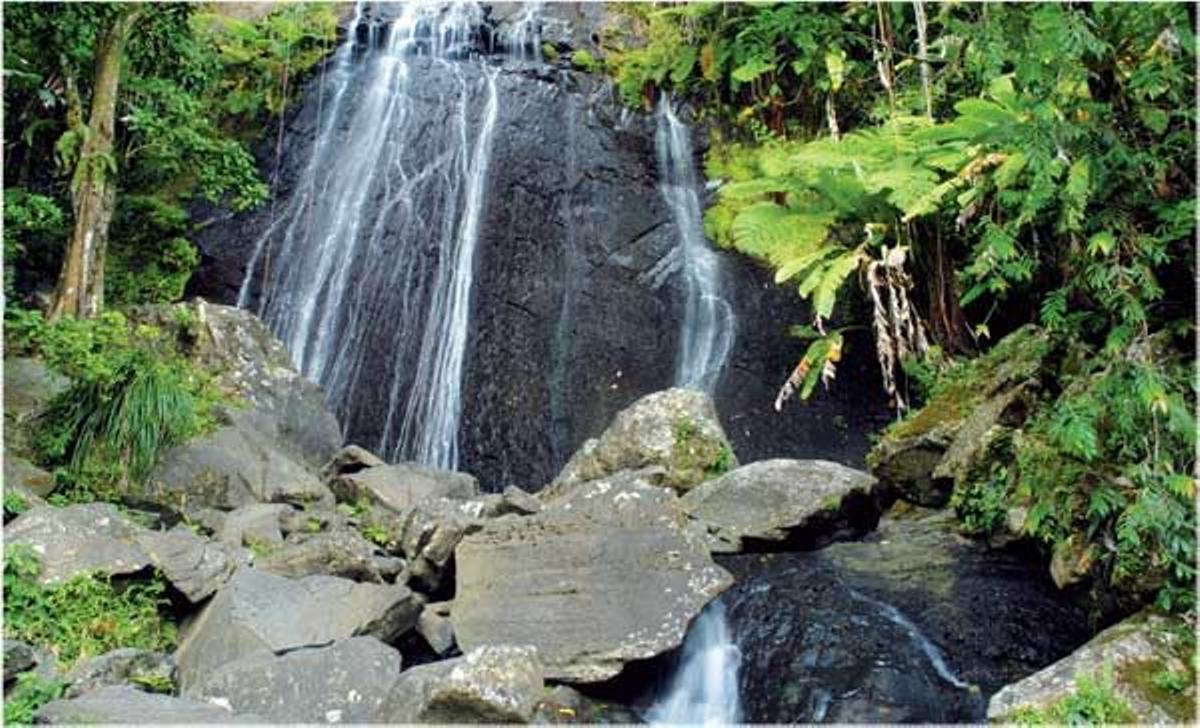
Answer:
3, 3, 336, 500
607, 2, 1196, 614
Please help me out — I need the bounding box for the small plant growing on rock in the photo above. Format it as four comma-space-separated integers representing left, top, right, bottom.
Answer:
3, 545, 177, 669
1011, 665, 1135, 726
3, 672, 66, 725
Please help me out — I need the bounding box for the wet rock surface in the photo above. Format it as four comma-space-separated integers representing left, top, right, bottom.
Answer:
190, 19, 890, 490
717, 509, 1091, 723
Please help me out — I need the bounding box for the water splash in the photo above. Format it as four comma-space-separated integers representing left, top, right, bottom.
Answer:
646, 602, 743, 726
849, 589, 971, 689
655, 97, 736, 392
236, 2, 503, 470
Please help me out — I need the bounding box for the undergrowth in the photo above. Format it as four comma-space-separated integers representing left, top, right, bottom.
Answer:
2, 545, 178, 670
5, 307, 226, 503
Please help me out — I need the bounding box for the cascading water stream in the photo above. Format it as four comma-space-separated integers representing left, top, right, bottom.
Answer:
236, 2, 515, 470
646, 602, 743, 725
655, 97, 736, 392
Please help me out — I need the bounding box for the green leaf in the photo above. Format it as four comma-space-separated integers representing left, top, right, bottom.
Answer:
824, 49, 846, 92
1087, 231, 1116, 257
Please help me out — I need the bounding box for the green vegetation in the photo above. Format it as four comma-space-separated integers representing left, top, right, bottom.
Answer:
4, 673, 67, 726
609, 2, 1195, 615
3, 545, 177, 670
1012, 666, 1136, 725
6, 308, 225, 502
571, 49, 600, 73
3, 2, 336, 313
4, 492, 31, 518
672, 417, 734, 482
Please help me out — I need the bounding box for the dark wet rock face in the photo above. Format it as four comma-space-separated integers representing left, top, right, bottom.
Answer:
719, 510, 1091, 723
189, 7, 889, 491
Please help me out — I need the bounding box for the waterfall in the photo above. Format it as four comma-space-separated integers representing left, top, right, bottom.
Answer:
655, 97, 736, 392
236, 2, 516, 470
849, 589, 971, 689
646, 602, 743, 726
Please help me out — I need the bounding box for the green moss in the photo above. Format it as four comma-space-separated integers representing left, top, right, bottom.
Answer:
1119, 658, 1196, 722
541, 42, 560, 62
671, 417, 731, 486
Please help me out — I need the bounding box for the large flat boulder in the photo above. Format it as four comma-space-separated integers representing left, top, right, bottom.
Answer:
175, 567, 421, 689
257, 526, 386, 582
36, 685, 253, 724
680, 459, 886, 552
453, 472, 732, 682
330, 462, 479, 513
6, 504, 152, 584
142, 415, 333, 516
187, 637, 401, 723
987, 610, 1195, 724
376, 645, 543, 723
548, 388, 736, 496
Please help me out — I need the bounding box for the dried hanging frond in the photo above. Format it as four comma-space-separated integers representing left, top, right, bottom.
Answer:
866, 245, 929, 411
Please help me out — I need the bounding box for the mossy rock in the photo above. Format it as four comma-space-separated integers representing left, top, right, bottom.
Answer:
868, 326, 1051, 507
987, 610, 1196, 724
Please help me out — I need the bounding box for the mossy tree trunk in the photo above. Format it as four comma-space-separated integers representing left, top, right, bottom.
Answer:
48, 8, 140, 321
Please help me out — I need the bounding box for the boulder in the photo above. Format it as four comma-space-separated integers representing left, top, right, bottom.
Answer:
3, 357, 68, 420
501, 485, 542, 515
134, 525, 242, 602
330, 463, 479, 513
868, 326, 1049, 507
6, 503, 152, 584
187, 637, 401, 723
453, 472, 732, 682
319, 444, 385, 483
64, 649, 176, 699
36, 685, 252, 724
4, 640, 42, 684
218, 503, 289, 547
175, 567, 421, 689
142, 415, 333, 516
398, 497, 482, 592
987, 611, 1195, 724
377, 645, 543, 723
257, 526, 385, 582
138, 299, 342, 468
680, 459, 886, 552
4, 454, 55, 498
548, 388, 736, 496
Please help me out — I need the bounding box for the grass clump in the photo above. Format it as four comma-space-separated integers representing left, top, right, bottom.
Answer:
3, 545, 177, 670
6, 307, 226, 503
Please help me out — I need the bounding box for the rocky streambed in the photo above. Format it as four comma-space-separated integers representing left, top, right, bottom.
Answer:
4, 302, 1194, 724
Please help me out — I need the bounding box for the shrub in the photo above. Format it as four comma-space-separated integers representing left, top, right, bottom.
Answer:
6, 308, 225, 500
1012, 666, 1136, 725
3, 545, 178, 670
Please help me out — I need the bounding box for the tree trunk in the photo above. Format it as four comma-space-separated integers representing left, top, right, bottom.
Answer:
913, 1, 933, 120
48, 10, 138, 320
